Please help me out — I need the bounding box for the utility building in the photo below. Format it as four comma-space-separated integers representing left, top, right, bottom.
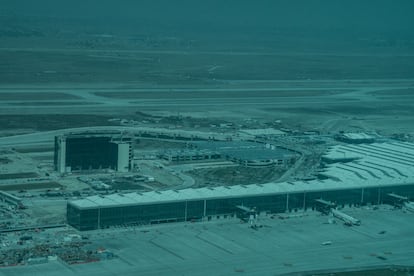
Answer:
54, 131, 133, 174
191, 141, 297, 168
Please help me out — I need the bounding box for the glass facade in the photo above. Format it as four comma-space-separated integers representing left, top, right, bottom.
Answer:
287, 193, 305, 211
67, 204, 99, 231
380, 185, 414, 201
362, 187, 380, 205
186, 200, 205, 220
66, 137, 118, 171
67, 184, 414, 231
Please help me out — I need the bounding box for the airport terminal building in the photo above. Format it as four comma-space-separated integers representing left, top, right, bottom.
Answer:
67, 141, 414, 231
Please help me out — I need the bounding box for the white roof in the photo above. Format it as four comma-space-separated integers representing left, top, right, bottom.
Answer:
341, 133, 374, 140
70, 141, 414, 209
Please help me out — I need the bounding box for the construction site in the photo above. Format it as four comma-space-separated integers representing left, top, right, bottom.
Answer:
0, 84, 413, 274
0, 120, 412, 273
1, 1, 414, 275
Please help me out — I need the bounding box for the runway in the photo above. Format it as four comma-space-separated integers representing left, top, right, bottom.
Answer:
0, 80, 413, 114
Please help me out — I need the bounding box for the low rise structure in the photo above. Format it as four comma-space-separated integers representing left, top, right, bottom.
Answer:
239, 128, 287, 138
160, 149, 221, 162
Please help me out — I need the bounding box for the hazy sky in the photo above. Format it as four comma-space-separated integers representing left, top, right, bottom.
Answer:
2, 0, 414, 35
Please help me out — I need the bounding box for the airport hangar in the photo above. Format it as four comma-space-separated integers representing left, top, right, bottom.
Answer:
54, 131, 134, 174
67, 141, 414, 231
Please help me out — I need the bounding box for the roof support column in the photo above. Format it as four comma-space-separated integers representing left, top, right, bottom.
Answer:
286, 193, 289, 212
377, 186, 381, 205
97, 208, 101, 230
361, 188, 364, 204
303, 192, 306, 210
184, 201, 188, 222
203, 200, 207, 218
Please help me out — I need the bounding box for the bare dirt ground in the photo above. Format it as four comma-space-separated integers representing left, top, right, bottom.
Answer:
1, 49, 414, 84
0, 31, 413, 137
188, 166, 286, 186
137, 161, 183, 188
0, 83, 413, 137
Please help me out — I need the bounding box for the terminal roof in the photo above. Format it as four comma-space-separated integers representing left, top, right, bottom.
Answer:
70, 142, 414, 209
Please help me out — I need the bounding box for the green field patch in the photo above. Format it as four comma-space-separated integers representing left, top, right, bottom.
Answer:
0, 92, 80, 101
0, 182, 62, 191
0, 114, 117, 131
0, 172, 39, 180
311, 266, 414, 276
7, 101, 100, 106
368, 88, 414, 96
14, 147, 53, 153
95, 89, 353, 100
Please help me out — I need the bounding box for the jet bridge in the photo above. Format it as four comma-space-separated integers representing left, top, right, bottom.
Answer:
236, 205, 258, 225
314, 198, 336, 214
387, 193, 409, 208
331, 209, 361, 226
315, 198, 360, 226
386, 193, 414, 212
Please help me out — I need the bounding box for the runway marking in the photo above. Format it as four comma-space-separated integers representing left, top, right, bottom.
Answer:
195, 234, 234, 255
149, 238, 186, 260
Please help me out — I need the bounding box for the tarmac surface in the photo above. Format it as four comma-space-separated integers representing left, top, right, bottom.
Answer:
2, 206, 413, 276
